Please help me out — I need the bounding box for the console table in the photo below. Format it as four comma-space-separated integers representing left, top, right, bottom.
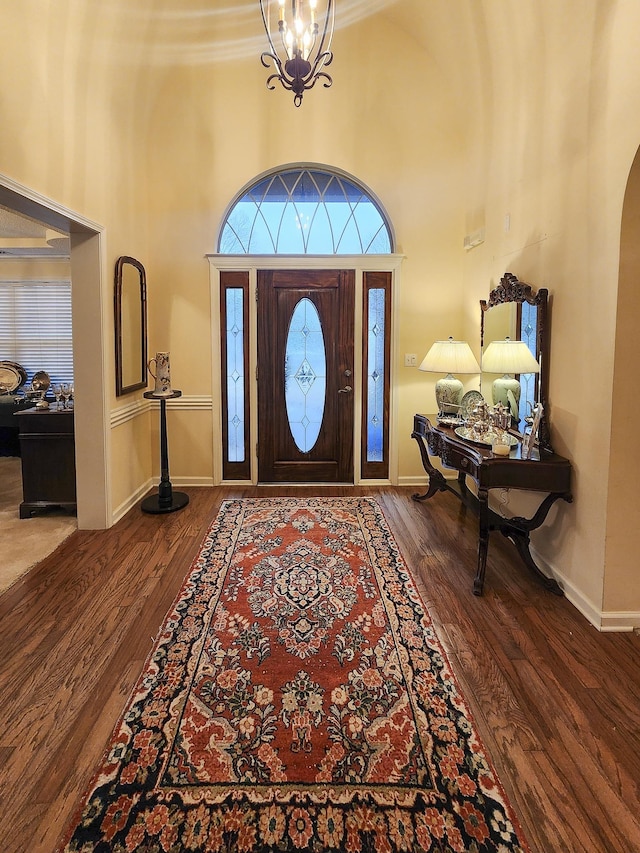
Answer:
15, 407, 77, 517
411, 414, 572, 595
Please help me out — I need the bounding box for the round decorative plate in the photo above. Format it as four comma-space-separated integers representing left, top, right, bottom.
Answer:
460, 390, 484, 419
0, 360, 28, 389
0, 363, 22, 393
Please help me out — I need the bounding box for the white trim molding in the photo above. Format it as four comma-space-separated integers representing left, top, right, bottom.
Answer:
111, 394, 214, 428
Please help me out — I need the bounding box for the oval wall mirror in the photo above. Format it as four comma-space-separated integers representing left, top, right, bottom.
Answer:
114, 256, 148, 396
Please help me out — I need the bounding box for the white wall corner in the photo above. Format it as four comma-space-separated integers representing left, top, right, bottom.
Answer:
531, 545, 639, 632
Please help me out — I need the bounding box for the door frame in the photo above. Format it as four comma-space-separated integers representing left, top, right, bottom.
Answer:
208, 254, 404, 486
0, 173, 111, 529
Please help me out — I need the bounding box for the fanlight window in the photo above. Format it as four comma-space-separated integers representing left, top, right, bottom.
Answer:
218, 167, 392, 254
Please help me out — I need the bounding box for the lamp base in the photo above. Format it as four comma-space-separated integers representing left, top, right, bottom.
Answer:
492, 375, 520, 419
435, 374, 463, 414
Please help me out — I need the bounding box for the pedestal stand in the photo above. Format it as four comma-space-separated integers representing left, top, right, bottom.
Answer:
141, 390, 189, 514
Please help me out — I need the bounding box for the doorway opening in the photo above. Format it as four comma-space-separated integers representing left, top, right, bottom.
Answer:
0, 175, 110, 528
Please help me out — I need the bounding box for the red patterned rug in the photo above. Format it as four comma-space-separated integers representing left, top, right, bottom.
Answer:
59, 497, 528, 852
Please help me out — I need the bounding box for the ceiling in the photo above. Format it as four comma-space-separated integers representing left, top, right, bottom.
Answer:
0, 206, 69, 257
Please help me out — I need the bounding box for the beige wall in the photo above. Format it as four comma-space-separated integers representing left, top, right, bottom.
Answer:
2, 0, 639, 626
457, 0, 640, 624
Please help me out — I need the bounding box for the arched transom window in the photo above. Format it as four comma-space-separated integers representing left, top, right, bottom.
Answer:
218, 166, 393, 254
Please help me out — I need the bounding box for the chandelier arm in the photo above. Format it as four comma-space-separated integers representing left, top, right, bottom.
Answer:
303, 70, 333, 91
311, 50, 333, 74
261, 51, 283, 72
314, 0, 335, 61
259, 1, 278, 57
265, 72, 293, 92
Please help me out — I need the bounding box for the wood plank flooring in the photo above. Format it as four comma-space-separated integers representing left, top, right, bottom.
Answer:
0, 486, 639, 852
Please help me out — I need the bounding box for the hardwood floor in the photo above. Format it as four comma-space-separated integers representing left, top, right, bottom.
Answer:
0, 486, 638, 852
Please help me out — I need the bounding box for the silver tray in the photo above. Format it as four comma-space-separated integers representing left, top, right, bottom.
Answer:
455, 426, 519, 448
0, 363, 23, 393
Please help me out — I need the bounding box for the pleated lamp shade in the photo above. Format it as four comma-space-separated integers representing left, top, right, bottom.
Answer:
481, 337, 540, 416
419, 337, 481, 413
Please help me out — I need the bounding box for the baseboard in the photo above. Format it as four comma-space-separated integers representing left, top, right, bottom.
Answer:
112, 476, 215, 524
530, 545, 639, 632
170, 476, 215, 487
596, 611, 640, 632
563, 585, 639, 633
112, 478, 152, 523
397, 476, 428, 488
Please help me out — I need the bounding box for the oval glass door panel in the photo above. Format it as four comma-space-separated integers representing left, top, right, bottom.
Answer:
285, 298, 326, 452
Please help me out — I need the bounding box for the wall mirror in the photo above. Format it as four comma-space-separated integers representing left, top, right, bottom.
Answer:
115, 255, 147, 396
480, 272, 553, 452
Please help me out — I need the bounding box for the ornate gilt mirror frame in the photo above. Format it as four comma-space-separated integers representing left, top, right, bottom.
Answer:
480, 272, 552, 453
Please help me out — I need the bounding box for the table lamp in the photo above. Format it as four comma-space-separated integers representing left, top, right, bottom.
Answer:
481, 337, 540, 418
419, 337, 481, 413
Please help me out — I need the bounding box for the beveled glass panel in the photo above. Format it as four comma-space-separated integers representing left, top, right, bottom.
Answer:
366, 288, 385, 462
519, 301, 538, 422
284, 298, 326, 452
226, 288, 245, 461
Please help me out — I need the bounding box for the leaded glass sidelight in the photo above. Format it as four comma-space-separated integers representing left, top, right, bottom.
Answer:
219, 167, 393, 255
361, 272, 390, 479
226, 288, 245, 461
285, 298, 326, 452
366, 288, 385, 462
220, 271, 250, 480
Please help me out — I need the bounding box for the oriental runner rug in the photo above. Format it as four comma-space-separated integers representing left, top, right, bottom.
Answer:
59, 497, 529, 853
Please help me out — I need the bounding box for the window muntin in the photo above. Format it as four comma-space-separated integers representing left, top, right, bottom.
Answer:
219, 168, 392, 255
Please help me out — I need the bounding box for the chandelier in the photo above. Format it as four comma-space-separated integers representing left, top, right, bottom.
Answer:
259, 0, 335, 107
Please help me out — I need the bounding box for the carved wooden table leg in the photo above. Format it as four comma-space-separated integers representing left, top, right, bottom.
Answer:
411, 431, 448, 501
474, 487, 491, 595
498, 492, 573, 596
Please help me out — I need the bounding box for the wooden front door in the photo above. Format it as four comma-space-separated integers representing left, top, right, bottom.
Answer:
257, 269, 355, 483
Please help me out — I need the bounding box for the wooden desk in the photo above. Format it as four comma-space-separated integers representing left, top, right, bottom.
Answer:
15, 407, 76, 517
411, 414, 572, 595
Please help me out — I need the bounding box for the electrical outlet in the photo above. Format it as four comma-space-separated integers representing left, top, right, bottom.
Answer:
404, 353, 418, 367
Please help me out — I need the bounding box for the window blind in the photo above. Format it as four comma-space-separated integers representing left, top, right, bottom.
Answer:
0, 280, 74, 386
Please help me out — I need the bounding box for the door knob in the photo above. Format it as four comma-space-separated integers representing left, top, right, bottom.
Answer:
338, 385, 352, 394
